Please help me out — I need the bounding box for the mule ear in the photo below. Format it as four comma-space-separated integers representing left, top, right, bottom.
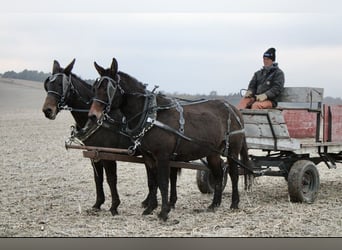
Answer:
94, 61, 105, 76
64, 58, 76, 75
52, 60, 61, 74
110, 58, 118, 75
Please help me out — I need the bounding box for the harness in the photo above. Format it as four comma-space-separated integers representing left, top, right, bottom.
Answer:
92, 75, 246, 159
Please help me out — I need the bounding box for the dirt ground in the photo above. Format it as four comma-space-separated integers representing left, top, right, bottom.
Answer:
0, 78, 341, 237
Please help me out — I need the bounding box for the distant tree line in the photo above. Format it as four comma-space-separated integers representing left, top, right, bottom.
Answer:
1, 69, 50, 82
1, 69, 341, 104
0, 69, 95, 85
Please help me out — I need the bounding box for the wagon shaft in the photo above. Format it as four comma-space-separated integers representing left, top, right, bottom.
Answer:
65, 144, 210, 171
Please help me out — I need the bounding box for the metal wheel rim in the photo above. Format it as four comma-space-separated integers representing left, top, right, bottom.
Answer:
302, 170, 316, 195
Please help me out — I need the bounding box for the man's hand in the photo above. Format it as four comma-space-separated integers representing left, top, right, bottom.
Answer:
244, 90, 253, 98
256, 93, 267, 102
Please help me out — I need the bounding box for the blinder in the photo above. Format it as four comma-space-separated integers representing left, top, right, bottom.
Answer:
44, 73, 72, 107
93, 75, 123, 112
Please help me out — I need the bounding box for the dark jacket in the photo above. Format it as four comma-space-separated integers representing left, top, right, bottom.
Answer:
248, 63, 285, 107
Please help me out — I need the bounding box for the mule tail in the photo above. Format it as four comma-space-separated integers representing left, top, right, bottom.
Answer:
240, 136, 254, 191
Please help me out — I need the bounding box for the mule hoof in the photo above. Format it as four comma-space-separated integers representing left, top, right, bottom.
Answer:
207, 205, 218, 213
208, 201, 220, 211
141, 199, 149, 208
230, 204, 239, 210
144, 200, 158, 215
142, 208, 153, 215
91, 206, 101, 211
110, 209, 119, 216
92, 203, 103, 210
168, 202, 176, 209
158, 212, 169, 221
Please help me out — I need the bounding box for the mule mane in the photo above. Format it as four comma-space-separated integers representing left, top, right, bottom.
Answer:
118, 71, 147, 94
70, 72, 93, 100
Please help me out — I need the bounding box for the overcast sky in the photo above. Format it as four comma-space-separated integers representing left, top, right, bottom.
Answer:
1, 0, 342, 97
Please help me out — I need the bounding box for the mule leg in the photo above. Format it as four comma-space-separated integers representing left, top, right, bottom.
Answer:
157, 159, 171, 221
142, 165, 158, 215
141, 165, 151, 208
207, 155, 224, 211
228, 158, 240, 209
169, 168, 179, 209
103, 160, 121, 216
91, 160, 105, 210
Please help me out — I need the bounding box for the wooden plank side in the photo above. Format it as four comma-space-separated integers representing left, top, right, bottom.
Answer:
323, 104, 330, 142
278, 87, 324, 103
245, 123, 290, 139
246, 137, 300, 151
282, 109, 317, 138
323, 105, 342, 142
242, 109, 285, 124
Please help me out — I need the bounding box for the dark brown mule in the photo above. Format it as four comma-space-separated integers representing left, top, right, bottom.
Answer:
42, 59, 175, 216
88, 58, 250, 221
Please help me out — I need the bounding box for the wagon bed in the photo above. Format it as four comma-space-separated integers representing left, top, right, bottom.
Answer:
242, 87, 342, 165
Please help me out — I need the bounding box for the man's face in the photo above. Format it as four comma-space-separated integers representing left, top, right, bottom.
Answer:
263, 57, 273, 67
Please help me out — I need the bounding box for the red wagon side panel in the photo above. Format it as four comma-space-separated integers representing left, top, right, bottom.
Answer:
323, 105, 342, 142
282, 110, 317, 138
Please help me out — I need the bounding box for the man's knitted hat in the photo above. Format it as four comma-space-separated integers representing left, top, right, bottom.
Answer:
263, 48, 276, 61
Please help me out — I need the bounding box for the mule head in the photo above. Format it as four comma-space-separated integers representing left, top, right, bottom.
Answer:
42, 59, 76, 119
88, 58, 123, 122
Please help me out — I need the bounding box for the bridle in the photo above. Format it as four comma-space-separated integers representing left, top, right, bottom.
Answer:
44, 72, 91, 112
44, 73, 72, 108
92, 75, 123, 113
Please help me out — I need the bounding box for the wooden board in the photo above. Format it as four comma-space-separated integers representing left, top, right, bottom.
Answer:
242, 109, 300, 151
246, 137, 300, 151
278, 87, 324, 103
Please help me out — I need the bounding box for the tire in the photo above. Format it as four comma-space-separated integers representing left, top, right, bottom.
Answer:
196, 160, 228, 194
288, 160, 320, 203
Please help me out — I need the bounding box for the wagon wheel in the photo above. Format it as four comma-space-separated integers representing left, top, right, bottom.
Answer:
196, 159, 228, 194
287, 160, 320, 203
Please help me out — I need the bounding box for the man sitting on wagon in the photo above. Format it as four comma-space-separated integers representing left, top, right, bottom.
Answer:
237, 47, 285, 109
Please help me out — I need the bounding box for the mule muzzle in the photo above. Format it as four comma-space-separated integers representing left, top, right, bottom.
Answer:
88, 101, 104, 121
42, 107, 57, 120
